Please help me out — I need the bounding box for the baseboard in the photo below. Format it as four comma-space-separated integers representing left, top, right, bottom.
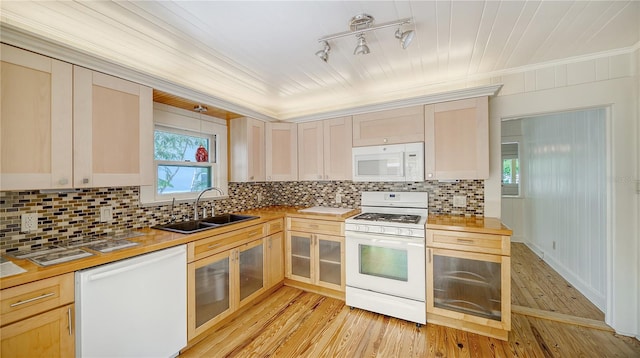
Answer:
512, 305, 613, 332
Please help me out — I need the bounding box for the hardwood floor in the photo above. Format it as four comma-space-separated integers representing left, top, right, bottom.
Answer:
181, 243, 640, 357
510, 242, 604, 321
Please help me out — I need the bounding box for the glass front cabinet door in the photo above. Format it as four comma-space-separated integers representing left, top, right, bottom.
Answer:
427, 248, 510, 336
286, 231, 344, 291
237, 239, 265, 308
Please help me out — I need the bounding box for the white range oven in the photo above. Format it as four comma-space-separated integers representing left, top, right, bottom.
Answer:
345, 191, 428, 325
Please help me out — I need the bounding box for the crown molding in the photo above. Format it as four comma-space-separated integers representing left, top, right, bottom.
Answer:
0, 23, 277, 122
285, 84, 503, 123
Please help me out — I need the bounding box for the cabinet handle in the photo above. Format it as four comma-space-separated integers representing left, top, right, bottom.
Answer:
68, 307, 73, 336
428, 248, 432, 263
249, 229, 261, 237
82, 178, 89, 184
309, 224, 319, 229
10, 292, 55, 307
207, 243, 222, 250
250, 176, 254, 180
59, 178, 68, 185
457, 238, 475, 244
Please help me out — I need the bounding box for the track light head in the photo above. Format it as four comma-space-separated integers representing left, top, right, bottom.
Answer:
315, 41, 331, 62
353, 34, 370, 55
395, 28, 415, 49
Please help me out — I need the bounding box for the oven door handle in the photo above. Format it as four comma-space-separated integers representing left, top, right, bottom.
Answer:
345, 231, 424, 246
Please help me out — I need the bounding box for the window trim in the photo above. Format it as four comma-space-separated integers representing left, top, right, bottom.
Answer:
141, 103, 228, 205
501, 140, 521, 198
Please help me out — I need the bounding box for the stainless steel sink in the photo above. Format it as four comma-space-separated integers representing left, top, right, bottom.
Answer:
153, 214, 259, 234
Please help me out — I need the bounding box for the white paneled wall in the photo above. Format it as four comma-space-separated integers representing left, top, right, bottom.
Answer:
521, 109, 607, 309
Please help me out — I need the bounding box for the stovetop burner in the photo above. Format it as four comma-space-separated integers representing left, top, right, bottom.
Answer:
352, 212, 422, 224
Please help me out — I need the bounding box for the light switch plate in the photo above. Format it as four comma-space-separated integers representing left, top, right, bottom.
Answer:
100, 206, 113, 222
453, 195, 467, 208
21, 213, 38, 232
335, 193, 342, 204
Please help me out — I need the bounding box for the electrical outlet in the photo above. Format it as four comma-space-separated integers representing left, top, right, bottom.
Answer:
453, 195, 467, 208
257, 192, 262, 203
100, 206, 113, 222
21, 213, 38, 232
335, 193, 342, 204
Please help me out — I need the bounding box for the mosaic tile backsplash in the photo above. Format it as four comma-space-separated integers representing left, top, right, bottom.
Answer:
0, 180, 483, 254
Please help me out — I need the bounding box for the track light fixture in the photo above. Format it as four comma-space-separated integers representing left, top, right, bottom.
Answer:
315, 13, 414, 62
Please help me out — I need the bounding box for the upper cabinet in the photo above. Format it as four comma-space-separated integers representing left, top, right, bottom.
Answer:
298, 116, 352, 181
73, 67, 153, 188
1, 44, 73, 190
1, 45, 152, 191
266, 122, 298, 181
230, 117, 265, 182
352, 105, 424, 147
424, 97, 489, 180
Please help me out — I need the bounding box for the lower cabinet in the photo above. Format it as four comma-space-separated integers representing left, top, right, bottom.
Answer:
286, 230, 344, 292
187, 218, 285, 342
426, 228, 511, 340
188, 238, 265, 340
0, 273, 75, 357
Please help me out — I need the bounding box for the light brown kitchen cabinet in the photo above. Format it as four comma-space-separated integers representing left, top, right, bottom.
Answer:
298, 116, 352, 181
266, 122, 298, 181
286, 218, 345, 294
0, 44, 73, 190
1, 273, 75, 357
230, 117, 265, 182
352, 105, 424, 147
426, 228, 511, 341
266, 232, 285, 288
73, 66, 153, 187
187, 236, 265, 340
424, 96, 489, 180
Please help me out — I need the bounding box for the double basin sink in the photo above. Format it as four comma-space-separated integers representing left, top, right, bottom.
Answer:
153, 214, 259, 234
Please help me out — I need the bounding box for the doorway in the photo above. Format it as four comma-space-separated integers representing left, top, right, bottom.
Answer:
501, 108, 607, 318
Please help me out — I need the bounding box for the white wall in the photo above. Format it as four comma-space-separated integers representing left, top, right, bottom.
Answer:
486, 51, 639, 337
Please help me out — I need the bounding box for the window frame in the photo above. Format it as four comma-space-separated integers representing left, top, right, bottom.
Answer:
141, 103, 228, 205
501, 141, 521, 197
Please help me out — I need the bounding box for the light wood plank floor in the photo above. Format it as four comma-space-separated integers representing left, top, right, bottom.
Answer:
181, 243, 640, 357
511, 242, 604, 321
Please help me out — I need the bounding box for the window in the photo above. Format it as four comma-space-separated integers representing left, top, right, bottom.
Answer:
154, 127, 213, 196
502, 142, 520, 196
140, 104, 228, 205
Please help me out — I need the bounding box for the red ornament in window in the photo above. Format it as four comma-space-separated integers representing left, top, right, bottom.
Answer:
195, 145, 208, 162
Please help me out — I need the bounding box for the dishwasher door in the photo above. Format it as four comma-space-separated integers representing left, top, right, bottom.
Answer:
75, 245, 187, 358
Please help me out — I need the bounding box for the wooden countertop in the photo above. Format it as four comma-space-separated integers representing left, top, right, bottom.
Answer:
0, 206, 359, 289
427, 214, 513, 236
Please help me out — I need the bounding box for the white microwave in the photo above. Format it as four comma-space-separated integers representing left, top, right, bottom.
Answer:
352, 142, 424, 182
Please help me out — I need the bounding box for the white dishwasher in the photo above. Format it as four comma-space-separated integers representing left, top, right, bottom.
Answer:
75, 245, 187, 358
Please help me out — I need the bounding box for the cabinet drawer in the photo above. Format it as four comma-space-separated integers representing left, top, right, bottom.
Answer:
427, 230, 510, 255
1, 273, 74, 326
287, 218, 343, 236
266, 219, 284, 235
189, 223, 266, 262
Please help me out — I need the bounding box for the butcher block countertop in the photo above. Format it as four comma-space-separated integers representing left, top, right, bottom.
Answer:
427, 214, 513, 236
0, 206, 359, 289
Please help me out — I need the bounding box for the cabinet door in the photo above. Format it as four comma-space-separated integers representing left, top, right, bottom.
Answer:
188, 250, 233, 340
298, 121, 324, 181
73, 66, 152, 188
323, 116, 352, 180
266, 122, 298, 181
1, 304, 74, 358
315, 234, 344, 291
286, 231, 313, 284
352, 106, 424, 146
424, 97, 489, 180
266, 232, 284, 288
230, 117, 265, 182
427, 247, 510, 331
237, 239, 265, 308
0, 44, 73, 190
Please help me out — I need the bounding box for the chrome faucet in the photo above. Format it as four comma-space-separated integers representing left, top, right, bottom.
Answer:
194, 187, 224, 220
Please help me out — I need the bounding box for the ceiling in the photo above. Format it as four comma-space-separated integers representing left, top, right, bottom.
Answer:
1, 1, 639, 122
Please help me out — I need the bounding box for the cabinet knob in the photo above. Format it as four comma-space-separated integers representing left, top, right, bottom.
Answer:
59, 178, 68, 185
383, 138, 388, 143
82, 178, 89, 184
267, 176, 271, 181
427, 173, 433, 178
250, 176, 254, 180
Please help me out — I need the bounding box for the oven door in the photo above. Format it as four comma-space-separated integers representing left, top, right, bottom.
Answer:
345, 231, 425, 301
